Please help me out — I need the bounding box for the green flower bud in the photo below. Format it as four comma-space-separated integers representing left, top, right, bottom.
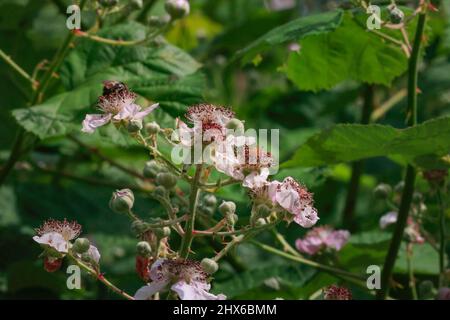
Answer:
154, 226, 171, 239
165, 0, 190, 20
153, 185, 167, 198
201, 258, 219, 274
418, 280, 436, 299
373, 183, 392, 199
131, 220, 149, 235
81, 252, 92, 263
136, 241, 152, 257
255, 218, 267, 227
148, 16, 168, 28
156, 172, 177, 189
255, 204, 271, 218
73, 238, 90, 254
143, 160, 162, 179
145, 121, 160, 135
109, 189, 134, 213
204, 194, 217, 207
394, 181, 405, 194
219, 201, 236, 216
389, 6, 404, 24
226, 118, 245, 132
226, 213, 238, 226
201, 206, 215, 216
130, 0, 143, 9
127, 118, 143, 133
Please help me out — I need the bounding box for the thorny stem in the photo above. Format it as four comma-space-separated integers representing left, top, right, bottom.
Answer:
193, 221, 279, 237
377, 11, 427, 300
437, 188, 447, 286
271, 229, 302, 257
67, 253, 134, 300
179, 164, 203, 259
0, 49, 39, 88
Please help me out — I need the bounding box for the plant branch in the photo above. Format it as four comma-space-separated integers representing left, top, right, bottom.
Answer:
0, 49, 39, 88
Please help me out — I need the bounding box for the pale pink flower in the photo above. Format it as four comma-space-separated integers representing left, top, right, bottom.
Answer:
379, 212, 425, 244
134, 259, 226, 300
272, 177, 318, 228
437, 287, 450, 300
295, 226, 350, 255
82, 81, 158, 133
33, 219, 82, 253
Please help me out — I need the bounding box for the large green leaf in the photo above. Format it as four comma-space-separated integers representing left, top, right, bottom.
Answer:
234, 10, 344, 65
283, 117, 450, 168
12, 22, 205, 140
280, 13, 407, 91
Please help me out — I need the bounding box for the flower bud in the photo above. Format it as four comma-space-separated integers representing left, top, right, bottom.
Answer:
226, 118, 245, 132
127, 118, 143, 133
204, 194, 217, 207
73, 238, 90, 254
219, 201, 236, 216
109, 189, 134, 214
148, 15, 170, 28
136, 241, 152, 257
165, 0, 190, 20
154, 226, 171, 239
43, 257, 63, 273
226, 213, 238, 226
373, 183, 392, 199
156, 172, 177, 189
201, 258, 219, 274
389, 6, 404, 24
201, 206, 215, 216
152, 186, 166, 198
131, 220, 149, 235
143, 160, 162, 179
255, 218, 267, 227
145, 121, 160, 135
81, 252, 93, 263
418, 280, 436, 299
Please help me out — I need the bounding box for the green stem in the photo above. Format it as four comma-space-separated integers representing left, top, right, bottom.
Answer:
376, 11, 426, 301
179, 164, 203, 258
251, 240, 366, 283
0, 49, 38, 87
437, 188, 447, 286
406, 245, 418, 300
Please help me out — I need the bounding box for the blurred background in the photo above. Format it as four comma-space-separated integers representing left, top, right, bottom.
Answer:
0, 0, 449, 299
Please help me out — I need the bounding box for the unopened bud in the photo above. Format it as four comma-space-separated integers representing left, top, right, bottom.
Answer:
201, 258, 219, 274
127, 118, 143, 133
156, 172, 177, 189
219, 201, 236, 216
130, 0, 143, 9
143, 160, 162, 178
389, 6, 404, 24
165, 0, 190, 20
131, 220, 149, 235
394, 181, 405, 194
418, 280, 436, 299
374, 183, 392, 199
204, 194, 217, 207
412, 192, 423, 204
109, 189, 134, 213
154, 226, 171, 239
145, 121, 160, 135
226, 213, 238, 226
73, 238, 90, 254
255, 218, 267, 227
148, 15, 170, 28
226, 118, 245, 132
136, 241, 152, 257
255, 204, 271, 218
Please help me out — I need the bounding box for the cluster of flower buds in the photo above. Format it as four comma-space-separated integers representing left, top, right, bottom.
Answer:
323, 285, 352, 300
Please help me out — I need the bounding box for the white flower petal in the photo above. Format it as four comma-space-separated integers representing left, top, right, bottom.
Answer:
82, 114, 112, 133
33, 232, 69, 253
133, 281, 168, 300
379, 211, 398, 229
134, 103, 159, 119
171, 280, 226, 300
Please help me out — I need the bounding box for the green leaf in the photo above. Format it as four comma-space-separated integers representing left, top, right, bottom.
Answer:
12, 22, 205, 140
283, 117, 450, 168
234, 10, 344, 65
280, 13, 407, 91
